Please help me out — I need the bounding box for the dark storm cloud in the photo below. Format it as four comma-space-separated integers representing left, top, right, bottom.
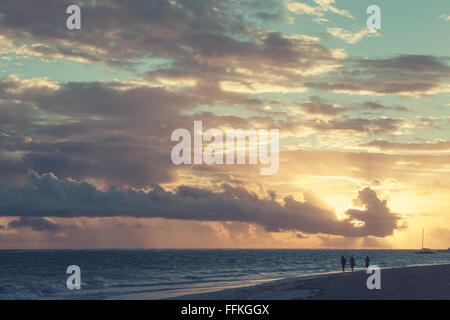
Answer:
21, 141, 173, 187
0, 77, 198, 120
305, 55, 450, 97
345, 188, 404, 237
7, 217, 61, 232
0, 77, 202, 186
0, 171, 402, 237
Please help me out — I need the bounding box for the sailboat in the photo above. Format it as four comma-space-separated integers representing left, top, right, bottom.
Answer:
415, 229, 434, 254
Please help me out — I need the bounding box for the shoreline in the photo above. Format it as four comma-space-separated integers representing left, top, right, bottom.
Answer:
169, 263, 450, 300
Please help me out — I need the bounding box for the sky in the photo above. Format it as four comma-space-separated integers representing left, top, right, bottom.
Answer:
0, 0, 449, 249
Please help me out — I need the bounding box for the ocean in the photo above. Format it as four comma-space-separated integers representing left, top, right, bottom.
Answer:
1, 249, 449, 300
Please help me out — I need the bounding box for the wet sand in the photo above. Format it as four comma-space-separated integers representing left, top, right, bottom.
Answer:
171, 264, 450, 300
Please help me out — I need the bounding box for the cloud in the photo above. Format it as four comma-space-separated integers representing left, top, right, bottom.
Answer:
7, 217, 61, 232
0, 34, 14, 54
431, 228, 450, 244
362, 139, 450, 152
326, 27, 378, 44
309, 117, 410, 135
285, 0, 353, 22
146, 31, 345, 93
0, 0, 344, 94
296, 96, 347, 116
0, 217, 286, 249
1, 0, 257, 65
317, 234, 388, 249
359, 101, 410, 113
305, 55, 450, 97
0, 75, 204, 186
0, 171, 402, 238
16, 43, 130, 67
346, 187, 404, 237
278, 149, 450, 184
2, 74, 415, 188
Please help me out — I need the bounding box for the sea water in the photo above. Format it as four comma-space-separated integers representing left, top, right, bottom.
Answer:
0, 249, 449, 300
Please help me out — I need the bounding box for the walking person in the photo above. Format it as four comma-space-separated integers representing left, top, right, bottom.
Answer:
365, 256, 370, 268
340, 255, 346, 272
350, 255, 355, 272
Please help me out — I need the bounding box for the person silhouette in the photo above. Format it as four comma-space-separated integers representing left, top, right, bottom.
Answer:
365, 256, 370, 268
340, 256, 346, 272
350, 255, 355, 272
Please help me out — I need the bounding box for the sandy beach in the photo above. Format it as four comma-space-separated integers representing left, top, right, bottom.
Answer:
171, 264, 450, 300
